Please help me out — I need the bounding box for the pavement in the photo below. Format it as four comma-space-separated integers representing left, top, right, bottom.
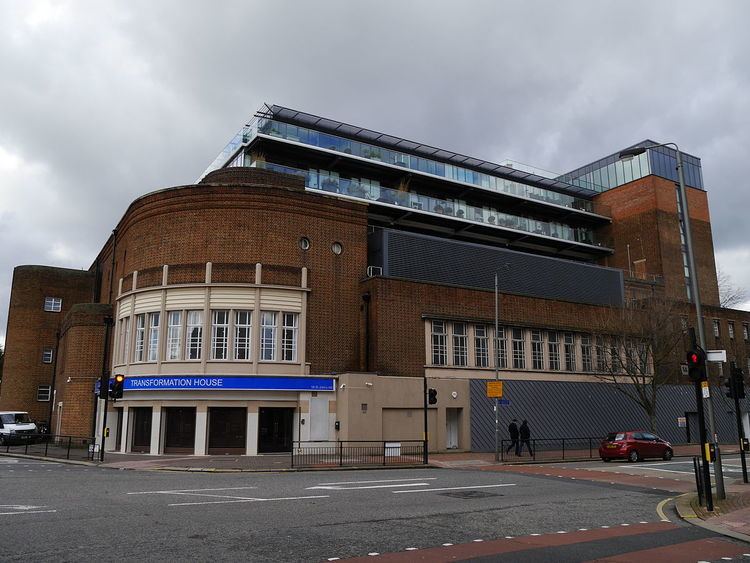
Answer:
4, 441, 750, 550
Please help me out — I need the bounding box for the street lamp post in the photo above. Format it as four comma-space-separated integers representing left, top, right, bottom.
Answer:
494, 272, 500, 462
619, 143, 725, 500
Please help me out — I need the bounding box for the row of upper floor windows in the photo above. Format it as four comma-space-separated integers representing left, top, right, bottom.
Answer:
712, 318, 749, 340
116, 309, 299, 365
429, 320, 651, 375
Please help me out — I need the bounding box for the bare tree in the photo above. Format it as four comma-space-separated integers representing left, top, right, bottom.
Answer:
718, 267, 748, 309
593, 297, 687, 430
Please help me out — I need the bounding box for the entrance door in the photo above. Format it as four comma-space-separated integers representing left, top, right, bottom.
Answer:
131, 407, 152, 453
686, 412, 699, 443
208, 408, 247, 455
164, 407, 196, 454
258, 408, 294, 453
446, 408, 459, 449
114, 407, 123, 451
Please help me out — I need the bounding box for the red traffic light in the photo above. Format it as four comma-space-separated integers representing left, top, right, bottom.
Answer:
686, 348, 705, 366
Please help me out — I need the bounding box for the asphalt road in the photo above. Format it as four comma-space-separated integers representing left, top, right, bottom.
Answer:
0, 457, 745, 561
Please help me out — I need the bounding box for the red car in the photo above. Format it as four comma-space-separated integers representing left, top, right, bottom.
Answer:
599, 431, 673, 462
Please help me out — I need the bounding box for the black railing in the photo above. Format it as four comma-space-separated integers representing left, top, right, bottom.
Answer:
291, 440, 427, 468
500, 437, 600, 462
1, 434, 96, 461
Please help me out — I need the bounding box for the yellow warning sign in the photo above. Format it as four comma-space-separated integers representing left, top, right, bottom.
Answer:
486, 381, 503, 398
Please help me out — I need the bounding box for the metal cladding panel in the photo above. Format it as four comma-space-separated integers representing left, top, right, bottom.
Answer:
378, 229, 623, 307
469, 379, 749, 451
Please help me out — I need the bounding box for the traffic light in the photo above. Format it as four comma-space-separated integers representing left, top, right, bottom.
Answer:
110, 374, 125, 400
732, 366, 746, 399
428, 388, 438, 405
725, 375, 735, 398
686, 347, 706, 381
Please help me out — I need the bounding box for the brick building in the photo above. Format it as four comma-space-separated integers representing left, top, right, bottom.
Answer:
1, 105, 748, 455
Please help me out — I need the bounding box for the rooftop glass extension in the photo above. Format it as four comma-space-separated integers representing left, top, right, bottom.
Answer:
250, 159, 609, 250
199, 116, 608, 218
558, 142, 704, 192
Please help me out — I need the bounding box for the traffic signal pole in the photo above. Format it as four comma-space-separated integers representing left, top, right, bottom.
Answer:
693, 374, 714, 510
98, 316, 113, 462
730, 362, 748, 483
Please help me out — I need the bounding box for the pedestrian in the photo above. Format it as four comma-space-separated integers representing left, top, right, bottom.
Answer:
519, 420, 533, 456
506, 419, 520, 456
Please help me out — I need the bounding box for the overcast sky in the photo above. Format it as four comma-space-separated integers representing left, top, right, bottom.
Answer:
1, 0, 749, 345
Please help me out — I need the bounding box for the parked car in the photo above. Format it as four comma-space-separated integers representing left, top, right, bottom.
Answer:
0, 411, 38, 445
599, 431, 673, 462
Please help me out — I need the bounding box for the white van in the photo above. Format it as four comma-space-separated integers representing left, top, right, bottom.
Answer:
0, 411, 38, 445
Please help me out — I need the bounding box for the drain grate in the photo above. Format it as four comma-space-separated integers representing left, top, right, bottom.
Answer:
439, 490, 501, 499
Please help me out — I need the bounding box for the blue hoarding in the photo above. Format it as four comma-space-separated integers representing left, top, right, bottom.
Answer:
122, 375, 335, 392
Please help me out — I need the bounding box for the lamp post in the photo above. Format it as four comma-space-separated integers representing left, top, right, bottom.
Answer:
494, 272, 500, 462
619, 143, 725, 501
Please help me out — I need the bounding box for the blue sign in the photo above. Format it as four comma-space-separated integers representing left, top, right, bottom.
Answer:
121, 375, 335, 392
498, 398, 511, 406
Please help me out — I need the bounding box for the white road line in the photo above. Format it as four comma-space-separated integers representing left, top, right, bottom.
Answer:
127, 486, 258, 495
0, 510, 57, 516
168, 494, 329, 507
164, 492, 260, 500
314, 478, 437, 486
616, 466, 689, 474
0, 505, 48, 510
393, 484, 516, 494
309, 483, 430, 490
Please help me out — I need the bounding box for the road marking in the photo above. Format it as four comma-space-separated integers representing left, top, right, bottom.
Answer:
0, 510, 57, 516
0, 505, 48, 510
313, 478, 437, 486
393, 484, 516, 494
617, 466, 689, 474
309, 483, 430, 490
168, 494, 329, 507
656, 497, 673, 522
127, 486, 258, 495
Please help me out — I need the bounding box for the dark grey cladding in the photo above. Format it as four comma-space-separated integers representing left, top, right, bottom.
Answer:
369, 228, 624, 307
470, 379, 749, 450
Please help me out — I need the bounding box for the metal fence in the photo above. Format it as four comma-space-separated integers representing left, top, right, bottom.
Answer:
1, 434, 96, 461
500, 437, 601, 462
291, 440, 427, 468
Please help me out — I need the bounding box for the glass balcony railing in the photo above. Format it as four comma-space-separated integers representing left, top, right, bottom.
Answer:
255, 161, 609, 249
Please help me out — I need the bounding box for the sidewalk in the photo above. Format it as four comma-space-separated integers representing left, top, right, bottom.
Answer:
99, 451, 293, 471
675, 488, 750, 543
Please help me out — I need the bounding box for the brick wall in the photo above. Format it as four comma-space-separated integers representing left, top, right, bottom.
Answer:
0, 266, 94, 423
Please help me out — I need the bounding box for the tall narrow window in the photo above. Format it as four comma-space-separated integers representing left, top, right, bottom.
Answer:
186, 310, 203, 360
234, 311, 252, 360
119, 317, 130, 364
211, 310, 229, 360
453, 322, 468, 366
610, 340, 622, 373
474, 325, 488, 368
547, 331, 560, 371
431, 320, 447, 365
133, 313, 146, 362
728, 322, 735, 340
744, 323, 749, 341
495, 326, 508, 368
713, 319, 720, 338
167, 311, 182, 360
147, 312, 160, 362
42, 347, 54, 364
282, 313, 299, 361
531, 330, 544, 370
261, 311, 277, 361
595, 335, 606, 372
564, 332, 576, 371
581, 334, 593, 372
512, 327, 525, 369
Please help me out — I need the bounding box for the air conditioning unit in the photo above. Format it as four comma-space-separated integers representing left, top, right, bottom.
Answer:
366, 266, 383, 277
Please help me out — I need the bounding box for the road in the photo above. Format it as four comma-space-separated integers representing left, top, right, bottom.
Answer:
0, 456, 747, 561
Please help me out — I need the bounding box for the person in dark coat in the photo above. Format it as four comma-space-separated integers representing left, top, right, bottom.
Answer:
506, 419, 520, 455
519, 420, 533, 456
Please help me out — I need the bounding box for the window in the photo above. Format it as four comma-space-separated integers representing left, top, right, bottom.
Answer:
547, 331, 560, 371
42, 347, 54, 364
530, 330, 543, 370
610, 340, 622, 373
167, 311, 182, 360
595, 336, 606, 372
147, 312, 160, 362
474, 325, 488, 368
234, 311, 252, 360
133, 313, 146, 362
728, 322, 735, 340
453, 323, 468, 366
37, 385, 52, 402
119, 317, 130, 364
282, 313, 299, 362
261, 311, 277, 361
564, 333, 576, 371
713, 319, 720, 338
44, 297, 62, 312
185, 310, 203, 360
581, 335, 593, 372
744, 323, 749, 341
431, 320, 447, 365
512, 328, 525, 369
495, 326, 507, 368
211, 310, 229, 360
